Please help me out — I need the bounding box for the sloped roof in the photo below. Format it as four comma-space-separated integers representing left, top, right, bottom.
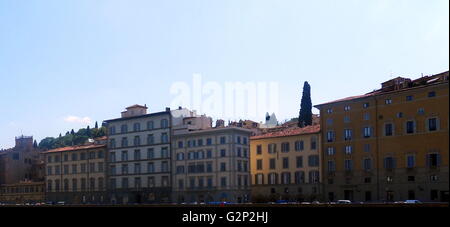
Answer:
251, 124, 320, 140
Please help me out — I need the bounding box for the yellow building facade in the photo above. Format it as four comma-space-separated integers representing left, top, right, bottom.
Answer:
250, 125, 322, 202
44, 142, 108, 204
315, 71, 449, 202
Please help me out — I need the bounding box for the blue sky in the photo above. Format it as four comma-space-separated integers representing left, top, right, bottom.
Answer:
0, 0, 448, 149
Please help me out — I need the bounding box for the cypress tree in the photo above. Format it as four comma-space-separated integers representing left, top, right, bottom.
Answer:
71, 129, 75, 135
95, 121, 98, 129
298, 81, 312, 127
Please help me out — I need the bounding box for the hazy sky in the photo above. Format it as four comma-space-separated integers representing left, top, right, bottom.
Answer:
0, 0, 448, 149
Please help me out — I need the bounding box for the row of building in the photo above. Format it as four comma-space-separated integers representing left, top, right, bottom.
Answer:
1, 71, 448, 204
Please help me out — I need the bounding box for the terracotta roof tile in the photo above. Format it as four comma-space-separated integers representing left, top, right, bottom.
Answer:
42, 144, 106, 154
251, 125, 320, 140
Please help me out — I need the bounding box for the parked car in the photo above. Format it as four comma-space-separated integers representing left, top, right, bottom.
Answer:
337, 200, 352, 204
404, 200, 422, 204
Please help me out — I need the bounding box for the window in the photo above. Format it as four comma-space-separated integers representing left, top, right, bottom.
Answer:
121, 137, 128, 147
147, 162, 154, 173
281, 172, 291, 184
326, 131, 334, 142
269, 158, 276, 169
428, 91, 436, 97
327, 160, 336, 172
256, 145, 262, 155
384, 157, 395, 169
363, 158, 372, 171
344, 160, 353, 171
178, 141, 183, 148
427, 153, 441, 168
296, 156, 303, 168
121, 151, 128, 161
364, 144, 371, 152
134, 136, 141, 146
134, 163, 141, 174
134, 177, 141, 189
408, 176, 415, 182
161, 161, 168, 172
327, 108, 333, 114
220, 149, 226, 157
327, 147, 335, 155
385, 99, 392, 104
344, 129, 352, 140
407, 155, 415, 168
72, 179, 78, 192
363, 113, 370, 121
161, 147, 169, 158
147, 148, 154, 159
134, 150, 141, 160
406, 95, 413, 101
71, 153, 78, 161
255, 174, 264, 185
430, 175, 438, 182
148, 177, 155, 187
72, 164, 77, 174
428, 118, 438, 131
220, 137, 226, 144
147, 134, 154, 145
256, 159, 263, 170
110, 165, 116, 175
418, 108, 425, 115
133, 123, 140, 132
110, 179, 116, 190
109, 139, 116, 149
161, 133, 169, 143
89, 163, 95, 172
198, 139, 203, 146
385, 123, 393, 136
121, 124, 128, 133
406, 121, 415, 134
310, 137, 317, 150
206, 138, 212, 145
295, 171, 305, 184
282, 157, 289, 169
363, 103, 369, 108
121, 164, 128, 174
220, 177, 227, 187
344, 116, 350, 123
363, 127, 372, 138
206, 163, 212, 172
397, 112, 403, 118
281, 142, 290, 153
326, 118, 333, 126
268, 144, 277, 154
176, 165, 185, 174
220, 163, 226, 171
344, 146, 352, 155
308, 155, 319, 167
309, 171, 320, 183
147, 121, 154, 130
161, 119, 169, 128
206, 150, 212, 158
109, 126, 116, 135
295, 141, 304, 151
268, 173, 277, 185
344, 105, 351, 111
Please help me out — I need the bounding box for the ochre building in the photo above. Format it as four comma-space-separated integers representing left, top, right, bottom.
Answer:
315, 71, 449, 202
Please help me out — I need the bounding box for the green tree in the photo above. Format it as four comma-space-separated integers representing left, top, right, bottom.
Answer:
95, 121, 98, 129
298, 81, 313, 127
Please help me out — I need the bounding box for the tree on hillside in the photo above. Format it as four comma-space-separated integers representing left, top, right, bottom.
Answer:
298, 81, 313, 127
95, 121, 98, 129
33, 140, 38, 148
70, 129, 75, 135
86, 125, 91, 137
